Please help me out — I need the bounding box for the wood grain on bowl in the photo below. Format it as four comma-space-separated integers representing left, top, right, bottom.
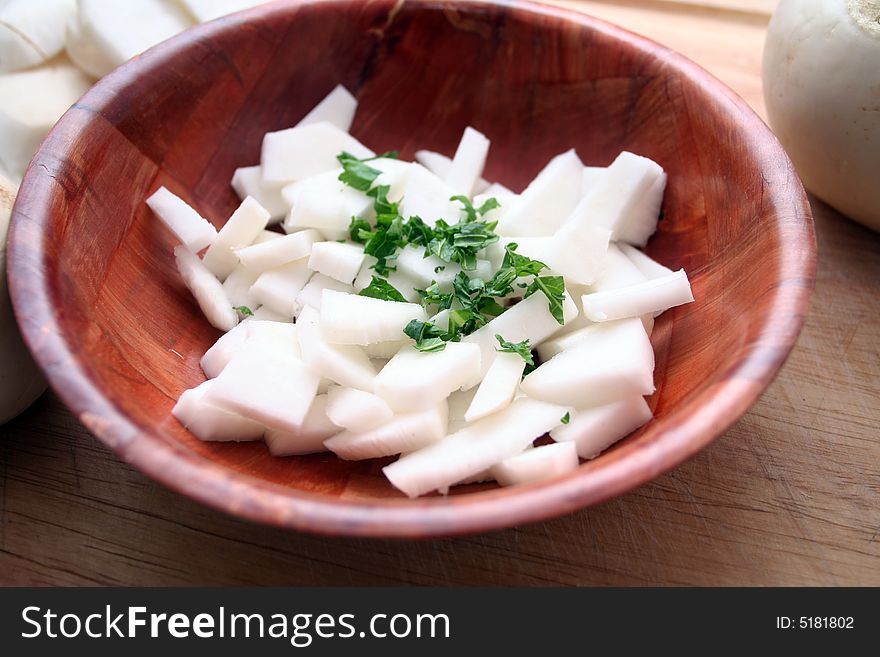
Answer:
6, 0, 815, 537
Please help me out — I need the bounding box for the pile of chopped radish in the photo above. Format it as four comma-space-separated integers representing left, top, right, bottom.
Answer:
149, 85, 694, 498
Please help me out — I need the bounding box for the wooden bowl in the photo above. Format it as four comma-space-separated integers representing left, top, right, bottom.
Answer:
6, 0, 815, 537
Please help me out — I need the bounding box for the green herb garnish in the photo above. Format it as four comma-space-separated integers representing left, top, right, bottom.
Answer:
234, 305, 254, 317
359, 276, 407, 302
561, 412, 570, 424
403, 319, 447, 352
525, 275, 566, 324
495, 334, 534, 367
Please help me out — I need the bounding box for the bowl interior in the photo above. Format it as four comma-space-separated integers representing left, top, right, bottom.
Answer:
8, 0, 814, 536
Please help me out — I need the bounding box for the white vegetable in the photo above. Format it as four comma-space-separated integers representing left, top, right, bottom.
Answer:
221, 263, 260, 309
592, 243, 648, 291
320, 289, 426, 345
492, 441, 579, 486
263, 394, 339, 456
364, 340, 407, 360
561, 151, 664, 243
202, 196, 271, 280
383, 397, 568, 498
481, 181, 513, 196
178, 0, 270, 23
295, 273, 354, 313
307, 241, 365, 284
446, 387, 478, 435
472, 191, 516, 224
395, 244, 492, 291
234, 228, 321, 272
520, 318, 654, 409
173, 246, 238, 331
618, 243, 674, 280
0, 179, 46, 424
146, 187, 217, 252
0, 0, 76, 72
551, 396, 652, 459
513, 225, 611, 286
200, 318, 250, 378
464, 289, 577, 378
73, 0, 194, 77
464, 352, 525, 422
204, 339, 320, 433
297, 84, 358, 132
282, 169, 372, 239
353, 260, 421, 303
414, 149, 491, 194
444, 127, 490, 197
616, 171, 666, 247
248, 258, 311, 317
326, 386, 395, 433
496, 149, 583, 236
261, 121, 373, 184
231, 166, 288, 221
324, 402, 448, 460
254, 230, 283, 244
375, 342, 482, 412
296, 306, 377, 391
172, 380, 264, 442
0, 57, 92, 181
399, 164, 462, 226
581, 166, 605, 196
251, 306, 290, 322
245, 320, 300, 352
763, 0, 880, 231
581, 269, 694, 322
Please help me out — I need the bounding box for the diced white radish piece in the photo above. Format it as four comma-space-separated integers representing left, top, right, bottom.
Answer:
375, 343, 481, 412
364, 340, 407, 360
509, 226, 611, 285
222, 263, 260, 309
245, 320, 300, 353
147, 187, 217, 252
234, 228, 321, 272
581, 269, 694, 322
204, 339, 319, 433
325, 402, 448, 460
562, 151, 663, 240
0, 0, 76, 72
414, 149, 491, 194
200, 319, 250, 378
251, 306, 291, 322
308, 241, 365, 284
521, 318, 654, 408
75, 0, 194, 73
592, 244, 648, 291
173, 246, 237, 331
618, 243, 675, 280
231, 166, 288, 221
536, 322, 596, 362
0, 56, 92, 182
616, 172, 667, 247
295, 273, 355, 313
482, 182, 514, 196
446, 387, 477, 434
370, 156, 412, 203
263, 394, 339, 456
383, 397, 568, 498
551, 396, 652, 459
496, 150, 583, 236
492, 441, 578, 486
261, 121, 373, 184
399, 164, 462, 226
444, 127, 490, 197
282, 169, 372, 239
249, 259, 311, 317
325, 386, 394, 432
172, 380, 264, 442
480, 240, 507, 273
394, 245, 491, 291
65, 17, 114, 79
296, 306, 377, 391
464, 289, 578, 379
320, 290, 426, 345
581, 166, 606, 196
472, 191, 516, 223
254, 230, 283, 243
202, 196, 271, 280
464, 352, 525, 422
295, 84, 357, 131
454, 469, 495, 486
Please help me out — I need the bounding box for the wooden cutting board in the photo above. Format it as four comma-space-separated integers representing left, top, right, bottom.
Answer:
1, 0, 877, 585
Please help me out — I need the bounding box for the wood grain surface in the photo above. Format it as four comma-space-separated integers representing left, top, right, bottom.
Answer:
1, 0, 878, 584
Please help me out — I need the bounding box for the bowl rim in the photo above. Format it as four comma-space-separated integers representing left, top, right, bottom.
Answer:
7, 0, 816, 538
